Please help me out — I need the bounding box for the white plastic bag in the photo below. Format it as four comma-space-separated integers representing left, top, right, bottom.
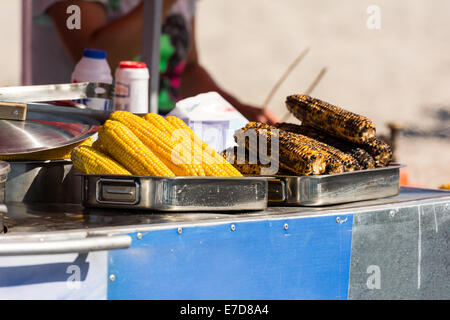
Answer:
167, 92, 249, 152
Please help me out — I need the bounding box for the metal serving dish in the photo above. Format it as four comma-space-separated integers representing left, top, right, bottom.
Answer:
5, 160, 81, 204
268, 164, 405, 207
82, 175, 268, 212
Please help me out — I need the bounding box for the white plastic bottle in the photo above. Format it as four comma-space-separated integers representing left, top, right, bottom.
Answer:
114, 61, 150, 113
71, 49, 114, 111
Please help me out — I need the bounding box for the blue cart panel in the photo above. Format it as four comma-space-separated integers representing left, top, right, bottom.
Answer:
108, 215, 353, 300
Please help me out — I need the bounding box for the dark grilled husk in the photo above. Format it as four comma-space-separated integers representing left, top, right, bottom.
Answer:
361, 137, 393, 167
235, 123, 327, 176
285, 94, 376, 144
275, 123, 361, 172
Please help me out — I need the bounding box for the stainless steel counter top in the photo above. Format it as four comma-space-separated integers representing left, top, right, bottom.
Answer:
1, 187, 449, 237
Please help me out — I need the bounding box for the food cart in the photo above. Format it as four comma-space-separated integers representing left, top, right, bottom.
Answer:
0, 173, 449, 300
0, 0, 448, 301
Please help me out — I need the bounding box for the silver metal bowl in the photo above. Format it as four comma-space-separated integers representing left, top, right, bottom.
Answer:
5, 160, 81, 204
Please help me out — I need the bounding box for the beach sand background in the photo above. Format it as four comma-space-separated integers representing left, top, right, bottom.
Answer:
0, 0, 449, 188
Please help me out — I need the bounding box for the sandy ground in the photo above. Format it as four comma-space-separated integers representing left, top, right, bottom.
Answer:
0, 0, 448, 188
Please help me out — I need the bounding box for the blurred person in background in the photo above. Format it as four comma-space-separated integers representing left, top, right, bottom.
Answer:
32, 0, 278, 123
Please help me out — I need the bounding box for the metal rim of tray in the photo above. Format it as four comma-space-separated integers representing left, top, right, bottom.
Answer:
80, 174, 269, 181
78, 164, 405, 180
265, 163, 406, 179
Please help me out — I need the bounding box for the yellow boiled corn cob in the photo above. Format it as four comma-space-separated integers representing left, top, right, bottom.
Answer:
286, 94, 376, 144
145, 113, 209, 174
146, 113, 239, 177
92, 139, 107, 153
163, 115, 230, 177
111, 111, 204, 176
0, 137, 94, 161
440, 183, 450, 190
71, 145, 131, 175
164, 115, 243, 177
98, 120, 175, 177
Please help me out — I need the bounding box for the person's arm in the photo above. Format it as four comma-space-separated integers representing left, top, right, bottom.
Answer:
180, 19, 279, 124
47, 0, 176, 69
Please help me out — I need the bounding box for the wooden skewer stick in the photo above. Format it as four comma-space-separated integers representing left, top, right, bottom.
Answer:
262, 47, 310, 110
279, 67, 328, 123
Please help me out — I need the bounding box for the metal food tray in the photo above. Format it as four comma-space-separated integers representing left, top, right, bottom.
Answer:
268, 164, 405, 207
82, 175, 268, 212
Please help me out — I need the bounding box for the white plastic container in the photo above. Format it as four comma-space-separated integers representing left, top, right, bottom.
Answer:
71, 49, 113, 111
114, 61, 150, 113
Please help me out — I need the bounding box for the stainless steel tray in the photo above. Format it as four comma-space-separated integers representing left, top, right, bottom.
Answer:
82, 175, 268, 212
268, 164, 405, 206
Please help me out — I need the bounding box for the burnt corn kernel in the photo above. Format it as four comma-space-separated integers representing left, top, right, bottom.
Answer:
361, 137, 393, 168
345, 147, 376, 169
221, 147, 282, 176
235, 123, 327, 176
275, 123, 361, 172
243, 122, 345, 174
285, 95, 376, 144
276, 123, 391, 168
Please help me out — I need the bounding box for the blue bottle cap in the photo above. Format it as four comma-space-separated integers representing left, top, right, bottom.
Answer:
83, 48, 107, 60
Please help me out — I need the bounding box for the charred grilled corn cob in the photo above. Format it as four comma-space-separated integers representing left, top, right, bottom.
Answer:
360, 137, 393, 168
285, 94, 376, 144
223, 148, 263, 176
345, 147, 376, 169
0, 138, 94, 161
222, 147, 284, 176
276, 123, 373, 170
110, 111, 204, 176
250, 122, 348, 174
163, 115, 243, 177
235, 123, 326, 176
440, 183, 450, 190
71, 145, 131, 175
98, 120, 175, 177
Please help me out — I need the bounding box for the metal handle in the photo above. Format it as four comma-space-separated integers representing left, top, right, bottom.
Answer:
0, 235, 132, 256
96, 178, 141, 205
26, 103, 112, 124
0, 82, 114, 103
0, 102, 27, 121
